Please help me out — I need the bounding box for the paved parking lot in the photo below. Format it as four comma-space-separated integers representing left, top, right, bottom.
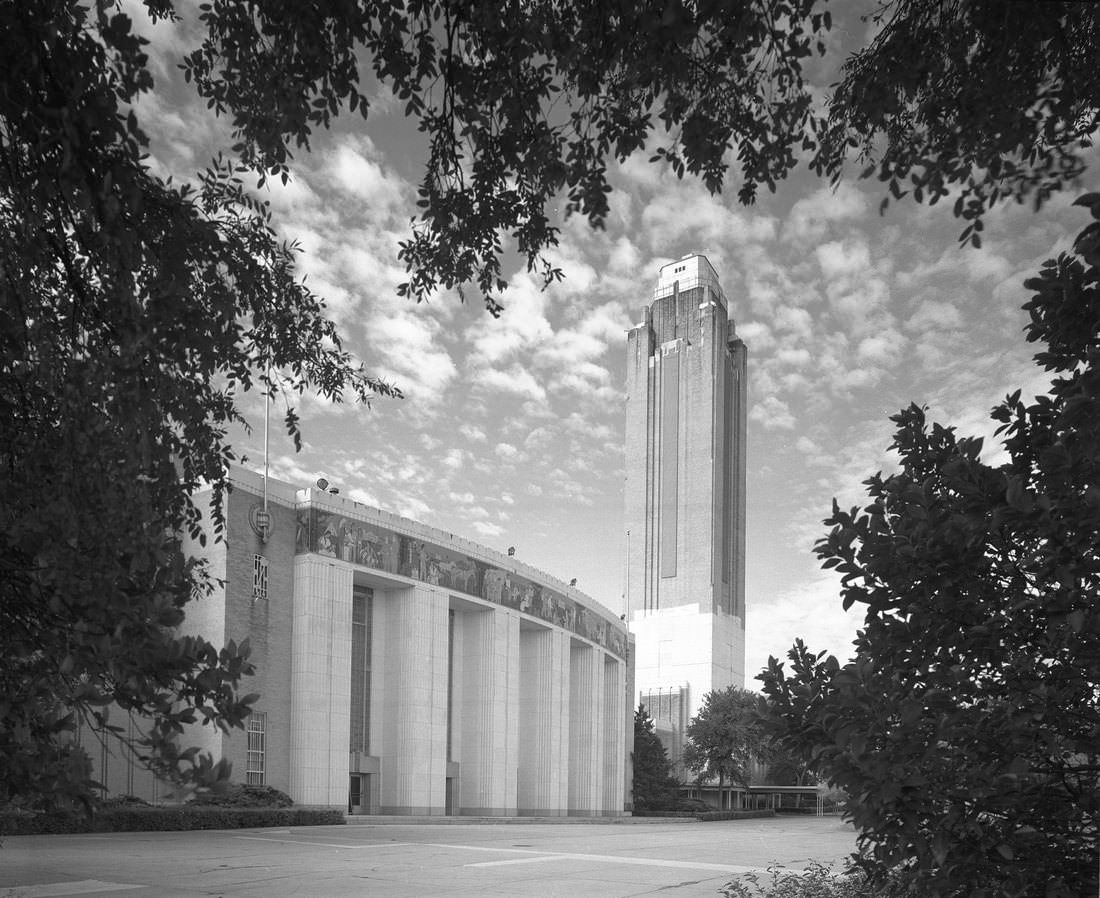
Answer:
1, 816, 857, 898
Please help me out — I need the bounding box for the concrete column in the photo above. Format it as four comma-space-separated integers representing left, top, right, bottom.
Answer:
289, 556, 353, 807
518, 626, 570, 815
455, 606, 519, 815
568, 641, 605, 815
377, 584, 449, 814
601, 655, 625, 815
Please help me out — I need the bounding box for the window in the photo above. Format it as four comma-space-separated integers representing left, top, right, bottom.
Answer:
252, 554, 268, 602
246, 712, 266, 785
349, 587, 373, 754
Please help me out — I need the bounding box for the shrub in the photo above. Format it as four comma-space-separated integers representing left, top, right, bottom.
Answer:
720, 861, 885, 898
100, 794, 151, 808
631, 808, 776, 821
0, 805, 343, 836
698, 809, 776, 822
188, 784, 293, 809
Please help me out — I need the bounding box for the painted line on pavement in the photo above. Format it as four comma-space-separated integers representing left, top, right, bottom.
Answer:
467, 855, 565, 867
465, 852, 757, 873
236, 836, 756, 875
234, 835, 414, 850
7, 880, 145, 897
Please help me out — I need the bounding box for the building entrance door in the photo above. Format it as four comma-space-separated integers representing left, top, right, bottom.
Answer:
348, 774, 363, 814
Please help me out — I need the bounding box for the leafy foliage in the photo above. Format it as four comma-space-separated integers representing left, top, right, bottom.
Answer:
187, 783, 293, 809
721, 861, 888, 898
632, 706, 680, 811
0, 1, 394, 810
0, 805, 343, 836
760, 200, 1100, 897
812, 1, 1100, 246
184, 0, 829, 314
182, 0, 1100, 306
683, 686, 768, 791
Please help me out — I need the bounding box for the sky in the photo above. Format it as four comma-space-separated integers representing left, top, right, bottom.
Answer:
129, 2, 1097, 687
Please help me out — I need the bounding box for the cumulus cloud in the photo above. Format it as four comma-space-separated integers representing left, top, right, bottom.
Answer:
784, 183, 869, 243
348, 487, 381, 508
394, 494, 432, 521
773, 305, 814, 341
467, 276, 553, 364
906, 299, 964, 333
751, 396, 796, 431
745, 569, 861, 677
472, 521, 505, 538
328, 137, 409, 216
471, 366, 547, 401
775, 346, 813, 368
737, 320, 775, 352
830, 278, 893, 337
369, 314, 457, 399
441, 449, 465, 469
816, 239, 871, 280
856, 329, 904, 366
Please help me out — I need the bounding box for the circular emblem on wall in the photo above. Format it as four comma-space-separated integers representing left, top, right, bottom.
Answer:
249, 503, 273, 540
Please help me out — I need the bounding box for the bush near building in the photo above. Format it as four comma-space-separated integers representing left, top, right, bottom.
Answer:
0, 785, 339, 835
720, 861, 895, 898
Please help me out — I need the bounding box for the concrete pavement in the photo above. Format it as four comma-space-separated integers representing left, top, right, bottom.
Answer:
0, 816, 858, 898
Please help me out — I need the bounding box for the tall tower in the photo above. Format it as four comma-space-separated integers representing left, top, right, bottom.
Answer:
624, 254, 747, 765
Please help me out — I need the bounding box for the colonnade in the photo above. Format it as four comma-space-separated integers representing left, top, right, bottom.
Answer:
289, 555, 628, 815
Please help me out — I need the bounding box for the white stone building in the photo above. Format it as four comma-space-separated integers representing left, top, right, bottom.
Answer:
94, 466, 634, 816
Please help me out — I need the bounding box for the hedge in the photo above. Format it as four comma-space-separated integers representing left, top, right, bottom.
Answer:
632, 809, 776, 821
697, 809, 777, 822
0, 806, 345, 836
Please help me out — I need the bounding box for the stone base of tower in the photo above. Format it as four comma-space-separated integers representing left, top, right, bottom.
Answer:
631, 605, 744, 716
631, 605, 744, 773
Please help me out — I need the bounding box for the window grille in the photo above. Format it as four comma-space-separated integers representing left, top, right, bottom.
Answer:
350, 587, 373, 754
252, 554, 268, 601
245, 712, 266, 785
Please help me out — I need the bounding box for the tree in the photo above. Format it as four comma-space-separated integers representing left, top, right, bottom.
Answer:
0, 2, 395, 810
184, 0, 1100, 306
760, 200, 1100, 898
183, 0, 830, 313
811, 0, 1100, 247
632, 707, 680, 812
682, 687, 768, 793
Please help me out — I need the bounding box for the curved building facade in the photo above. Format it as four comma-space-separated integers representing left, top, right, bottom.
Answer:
170, 466, 635, 816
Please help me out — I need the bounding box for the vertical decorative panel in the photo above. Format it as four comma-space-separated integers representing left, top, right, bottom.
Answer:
377, 585, 449, 815
660, 351, 679, 578
568, 642, 604, 815
518, 626, 571, 814
349, 586, 373, 754
722, 355, 734, 594
289, 557, 353, 807
601, 655, 625, 815
455, 606, 519, 815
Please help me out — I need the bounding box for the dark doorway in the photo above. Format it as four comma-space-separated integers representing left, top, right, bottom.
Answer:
348, 774, 363, 814
445, 777, 455, 815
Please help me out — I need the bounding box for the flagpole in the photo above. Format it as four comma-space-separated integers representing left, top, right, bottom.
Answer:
262, 352, 270, 542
